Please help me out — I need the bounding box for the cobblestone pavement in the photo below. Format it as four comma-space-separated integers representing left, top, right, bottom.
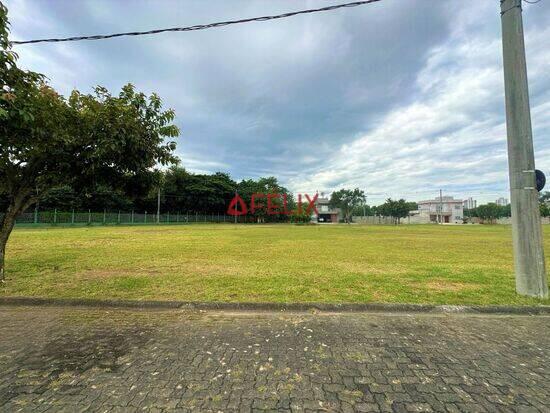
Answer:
0, 306, 549, 412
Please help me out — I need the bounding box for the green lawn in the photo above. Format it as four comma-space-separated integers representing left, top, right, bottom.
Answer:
1, 224, 550, 305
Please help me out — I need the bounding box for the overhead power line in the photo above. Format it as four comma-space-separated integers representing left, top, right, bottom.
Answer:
11, 0, 382, 46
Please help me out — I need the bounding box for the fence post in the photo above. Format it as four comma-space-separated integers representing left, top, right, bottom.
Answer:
167, 211, 170, 224
34, 207, 38, 224
71, 209, 75, 224
224, 214, 226, 223
54, 209, 57, 224
186, 212, 189, 223
176, 212, 179, 223
218, 212, 220, 223
131, 210, 134, 224
118, 210, 121, 225
103, 209, 106, 225
195, 212, 198, 222
145, 211, 147, 223
88, 209, 91, 224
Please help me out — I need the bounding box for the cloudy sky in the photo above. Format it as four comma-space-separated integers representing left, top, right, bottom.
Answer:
6, 0, 550, 204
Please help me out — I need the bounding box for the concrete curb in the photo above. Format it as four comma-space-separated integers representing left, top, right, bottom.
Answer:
0, 296, 549, 315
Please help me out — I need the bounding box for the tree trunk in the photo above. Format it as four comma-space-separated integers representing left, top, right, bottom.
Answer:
0, 210, 17, 283
0, 190, 35, 282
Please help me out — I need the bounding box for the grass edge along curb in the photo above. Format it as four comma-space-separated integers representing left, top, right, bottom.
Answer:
1, 296, 549, 315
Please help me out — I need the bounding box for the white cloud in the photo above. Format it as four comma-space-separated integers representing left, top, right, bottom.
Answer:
288, 3, 550, 205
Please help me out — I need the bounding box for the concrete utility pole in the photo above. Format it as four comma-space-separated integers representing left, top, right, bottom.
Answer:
500, 0, 548, 298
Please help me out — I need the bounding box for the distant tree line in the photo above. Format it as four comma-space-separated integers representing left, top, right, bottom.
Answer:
0, 165, 298, 222
464, 203, 511, 223
349, 198, 418, 224
462, 192, 550, 223
328, 189, 417, 224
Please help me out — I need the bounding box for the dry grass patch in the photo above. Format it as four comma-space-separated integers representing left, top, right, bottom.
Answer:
423, 280, 480, 293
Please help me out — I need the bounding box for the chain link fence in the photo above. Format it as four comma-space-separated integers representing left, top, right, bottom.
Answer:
7, 210, 252, 226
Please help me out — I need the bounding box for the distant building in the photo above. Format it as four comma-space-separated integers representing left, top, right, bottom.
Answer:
417, 196, 464, 224
314, 197, 341, 223
463, 197, 477, 210
495, 197, 509, 206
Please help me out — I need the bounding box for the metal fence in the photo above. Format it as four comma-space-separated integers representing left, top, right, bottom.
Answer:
8, 210, 248, 226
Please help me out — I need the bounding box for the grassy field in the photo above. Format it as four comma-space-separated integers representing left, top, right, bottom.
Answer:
1, 224, 550, 306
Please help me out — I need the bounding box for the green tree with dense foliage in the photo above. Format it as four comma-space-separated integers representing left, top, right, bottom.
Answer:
329, 188, 365, 223
378, 198, 415, 224
466, 203, 511, 223
475, 203, 501, 224
351, 203, 374, 217
289, 202, 312, 224
0, 4, 179, 280
160, 166, 236, 213
236, 177, 293, 223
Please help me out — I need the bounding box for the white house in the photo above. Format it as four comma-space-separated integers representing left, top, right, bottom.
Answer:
416, 196, 464, 224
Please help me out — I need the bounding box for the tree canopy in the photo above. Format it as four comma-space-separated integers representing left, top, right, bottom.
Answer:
329, 188, 365, 223
377, 198, 416, 224
235, 177, 293, 223
160, 167, 236, 214
0, 3, 180, 280
464, 203, 511, 223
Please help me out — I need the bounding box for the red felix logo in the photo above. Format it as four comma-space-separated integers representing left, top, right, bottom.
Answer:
227, 193, 318, 216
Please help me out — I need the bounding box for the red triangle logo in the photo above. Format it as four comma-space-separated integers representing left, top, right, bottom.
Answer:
227, 194, 248, 216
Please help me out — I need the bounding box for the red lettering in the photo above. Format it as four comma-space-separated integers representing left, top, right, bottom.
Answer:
267, 193, 282, 215
227, 193, 316, 217
305, 193, 318, 215
283, 193, 290, 215
251, 193, 265, 214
